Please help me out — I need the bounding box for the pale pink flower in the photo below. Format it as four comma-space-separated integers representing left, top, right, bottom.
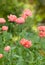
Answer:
4, 46, 11, 52
38, 26, 45, 37
0, 18, 6, 24
39, 31, 45, 38
20, 38, 32, 48
2, 26, 8, 31
21, 14, 27, 19
15, 17, 25, 24
38, 26, 45, 31
23, 9, 32, 16
8, 14, 17, 22
20, 38, 26, 45
0, 54, 3, 59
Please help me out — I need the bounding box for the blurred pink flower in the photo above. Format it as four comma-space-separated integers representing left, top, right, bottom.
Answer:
20, 38, 32, 48
8, 14, 17, 22
23, 9, 32, 16
21, 14, 27, 19
39, 31, 45, 38
0, 54, 3, 59
0, 18, 6, 24
4, 46, 11, 52
38, 26, 45, 37
38, 26, 45, 31
15, 17, 25, 24
20, 38, 26, 45
2, 26, 8, 31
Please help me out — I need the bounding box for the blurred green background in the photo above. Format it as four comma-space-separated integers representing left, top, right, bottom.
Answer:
0, 1, 45, 65
0, 0, 45, 24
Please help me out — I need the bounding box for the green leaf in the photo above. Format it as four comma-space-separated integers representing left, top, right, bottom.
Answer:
2, 31, 12, 41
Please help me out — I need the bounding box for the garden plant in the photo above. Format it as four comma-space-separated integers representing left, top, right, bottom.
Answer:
0, 0, 45, 65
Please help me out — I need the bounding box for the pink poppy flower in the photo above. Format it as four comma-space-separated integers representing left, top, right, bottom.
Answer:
38, 26, 45, 37
20, 38, 32, 48
21, 14, 27, 19
0, 18, 6, 24
8, 14, 17, 22
0, 54, 3, 59
4, 46, 11, 52
23, 9, 32, 16
2, 26, 8, 31
15, 17, 25, 24
38, 26, 45, 31
39, 31, 45, 38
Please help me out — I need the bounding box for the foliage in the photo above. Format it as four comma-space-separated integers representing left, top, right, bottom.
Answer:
0, 15, 45, 65
0, 0, 24, 18
0, 0, 45, 23
0, 0, 45, 65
